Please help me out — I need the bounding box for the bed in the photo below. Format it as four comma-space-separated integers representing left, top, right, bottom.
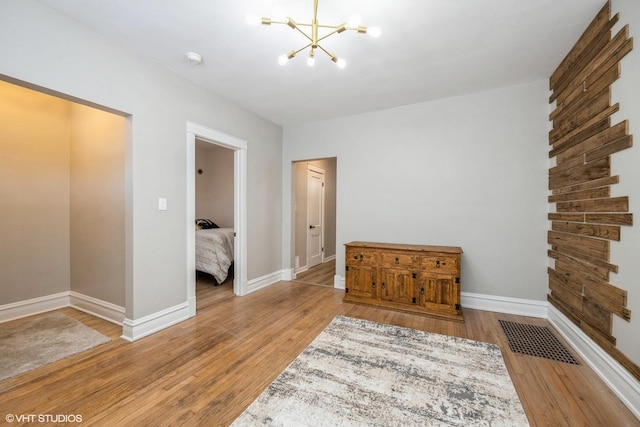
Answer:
195, 227, 234, 284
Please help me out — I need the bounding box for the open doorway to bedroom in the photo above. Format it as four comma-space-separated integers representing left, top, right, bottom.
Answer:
291, 157, 337, 288
194, 140, 234, 309
186, 122, 247, 316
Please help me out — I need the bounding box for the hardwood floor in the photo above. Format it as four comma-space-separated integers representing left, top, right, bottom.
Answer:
1, 281, 638, 426
292, 259, 335, 287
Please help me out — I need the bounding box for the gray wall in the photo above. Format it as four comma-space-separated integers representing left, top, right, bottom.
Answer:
70, 103, 126, 306
195, 141, 234, 228
0, 81, 71, 303
283, 80, 550, 301
0, 0, 283, 320
0, 81, 126, 308
609, 0, 640, 366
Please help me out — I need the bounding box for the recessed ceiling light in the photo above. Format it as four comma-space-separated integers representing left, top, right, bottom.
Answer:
186, 52, 202, 65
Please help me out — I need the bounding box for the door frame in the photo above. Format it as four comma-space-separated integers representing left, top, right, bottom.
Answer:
186, 121, 248, 317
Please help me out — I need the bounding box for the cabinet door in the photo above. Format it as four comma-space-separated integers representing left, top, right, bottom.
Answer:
345, 265, 377, 300
379, 267, 414, 305
416, 275, 460, 313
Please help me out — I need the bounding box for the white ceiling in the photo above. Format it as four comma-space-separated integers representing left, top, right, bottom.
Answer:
38, 0, 605, 126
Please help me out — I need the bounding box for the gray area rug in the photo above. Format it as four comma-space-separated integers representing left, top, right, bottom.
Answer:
232, 316, 529, 426
0, 312, 110, 381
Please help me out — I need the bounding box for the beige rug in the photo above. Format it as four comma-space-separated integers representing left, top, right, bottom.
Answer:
0, 312, 110, 381
232, 316, 529, 426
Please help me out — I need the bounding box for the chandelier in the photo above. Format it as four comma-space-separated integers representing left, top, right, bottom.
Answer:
247, 0, 381, 68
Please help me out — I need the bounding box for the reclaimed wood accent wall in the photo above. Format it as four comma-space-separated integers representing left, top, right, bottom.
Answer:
548, 1, 639, 379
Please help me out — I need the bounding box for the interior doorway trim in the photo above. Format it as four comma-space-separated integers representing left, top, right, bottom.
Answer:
186, 121, 248, 316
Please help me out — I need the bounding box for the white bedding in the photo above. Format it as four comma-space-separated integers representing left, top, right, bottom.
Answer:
195, 228, 234, 284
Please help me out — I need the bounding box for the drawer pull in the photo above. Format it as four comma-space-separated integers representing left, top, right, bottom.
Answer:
395, 257, 399, 264
381, 282, 386, 289
420, 287, 425, 294
372, 282, 376, 289
436, 260, 440, 268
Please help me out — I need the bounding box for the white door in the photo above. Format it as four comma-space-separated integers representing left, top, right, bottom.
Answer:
307, 165, 325, 269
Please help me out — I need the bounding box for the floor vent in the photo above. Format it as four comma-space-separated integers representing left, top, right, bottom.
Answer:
498, 320, 580, 365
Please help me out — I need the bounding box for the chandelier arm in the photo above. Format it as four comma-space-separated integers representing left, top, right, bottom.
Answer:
316, 44, 336, 59
316, 24, 347, 29
289, 23, 313, 43
292, 43, 313, 56
316, 28, 344, 43
267, 20, 313, 28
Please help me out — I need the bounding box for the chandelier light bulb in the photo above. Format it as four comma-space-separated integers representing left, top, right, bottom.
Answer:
278, 54, 289, 66
307, 50, 315, 67
347, 14, 361, 28
367, 26, 382, 38
336, 58, 346, 69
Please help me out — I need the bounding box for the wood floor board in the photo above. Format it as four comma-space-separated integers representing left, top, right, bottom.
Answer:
292, 259, 335, 287
0, 281, 638, 426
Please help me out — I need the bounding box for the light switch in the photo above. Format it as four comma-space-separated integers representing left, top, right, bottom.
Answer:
158, 197, 167, 211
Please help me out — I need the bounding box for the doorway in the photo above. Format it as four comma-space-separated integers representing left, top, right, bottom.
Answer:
292, 158, 337, 287
186, 122, 247, 317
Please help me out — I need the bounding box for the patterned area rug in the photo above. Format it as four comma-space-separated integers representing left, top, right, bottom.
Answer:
0, 312, 110, 381
232, 316, 528, 426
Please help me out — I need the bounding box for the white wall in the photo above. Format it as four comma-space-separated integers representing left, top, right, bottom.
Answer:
0, 0, 283, 321
610, 0, 640, 367
283, 80, 550, 300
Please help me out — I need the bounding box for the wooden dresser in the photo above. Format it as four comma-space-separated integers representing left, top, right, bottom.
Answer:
344, 241, 463, 322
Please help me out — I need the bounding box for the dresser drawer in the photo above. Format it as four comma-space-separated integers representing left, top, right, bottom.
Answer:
379, 252, 414, 267
420, 256, 459, 273
346, 248, 377, 266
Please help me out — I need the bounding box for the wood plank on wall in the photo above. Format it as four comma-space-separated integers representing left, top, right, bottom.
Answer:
550, 2, 612, 93
552, 25, 631, 105
548, 157, 610, 190
551, 63, 621, 125
555, 121, 627, 163
556, 196, 629, 213
547, 0, 638, 381
548, 231, 609, 261
551, 221, 620, 241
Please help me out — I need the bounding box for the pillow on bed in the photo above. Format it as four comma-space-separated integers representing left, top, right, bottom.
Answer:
196, 219, 219, 229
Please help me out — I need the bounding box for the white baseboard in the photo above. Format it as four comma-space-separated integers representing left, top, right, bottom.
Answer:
69, 292, 125, 326
0, 292, 70, 323
333, 277, 547, 317
282, 268, 295, 281
245, 269, 288, 294
121, 302, 190, 342
187, 295, 196, 318
548, 305, 640, 419
461, 292, 548, 318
